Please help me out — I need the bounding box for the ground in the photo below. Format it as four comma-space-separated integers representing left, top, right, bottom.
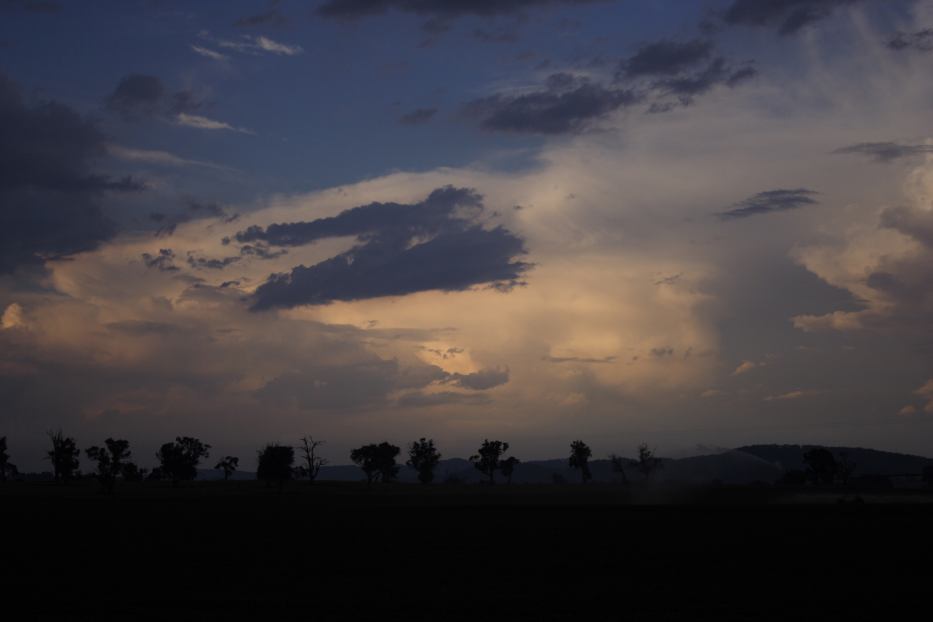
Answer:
3, 480, 932, 620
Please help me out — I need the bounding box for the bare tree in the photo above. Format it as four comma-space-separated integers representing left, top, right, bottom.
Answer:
637, 443, 662, 480
569, 440, 592, 484
297, 436, 328, 484
608, 454, 630, 486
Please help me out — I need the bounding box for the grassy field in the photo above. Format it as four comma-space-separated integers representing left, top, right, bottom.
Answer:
4, 480, 932, 619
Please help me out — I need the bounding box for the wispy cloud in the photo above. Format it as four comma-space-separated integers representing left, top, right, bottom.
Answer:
191, 45, 229, 62
107, 144, 234, 171
175, 112, 254, 134
200, 32, 303, 57
764, 389, 818, 401
732, 360, 762, 375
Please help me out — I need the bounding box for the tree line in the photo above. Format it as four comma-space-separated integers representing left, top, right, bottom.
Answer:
0, 432, 670, 492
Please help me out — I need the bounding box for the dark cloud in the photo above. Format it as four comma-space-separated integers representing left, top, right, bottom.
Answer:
238, 243, 288, 260
719, 188, 818, 220
105, 74, 164, 119
141, 249, 179, 272
399, 107, 437, 125
651, 346, 674, 358
104, 320, 187, 336
622, 39, 713, 78
234, 1, 286, 28
316, 0, 613, 20
397, 391, 492, 407
105, 74, 203, 120
880, 205, 933, 248
833, 142, 933, 163
652, 58, 757, 104
887, 29, 933, 52
240, 186, 530, 309
721, 0, 860, 36
186, 252, 241, 270
472, 25, 520, 43
444, 367, 509, 390
0, 72, 146, 273
465, 73, 639, 134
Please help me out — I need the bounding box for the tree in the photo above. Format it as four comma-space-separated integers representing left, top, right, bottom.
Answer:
569, 440, 593, 484
407, 438, 441, 485
350, 442, 400, 486
637, 443, 662, 480
47, 429, 80, 483
257, 444, 294, 488
0, 436, 15, 482
469, 439, 510, 485
608, 454, 629, 486
156, 436, 211, 486
121, 462, 147, 482
297, 436, 327, 484
500, 456, 520, 485
836, 451, 856, 487
214, 456, 240, 481
803, 447, 837, 486
86, 438, 131, 493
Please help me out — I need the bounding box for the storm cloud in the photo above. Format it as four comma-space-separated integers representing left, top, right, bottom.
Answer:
621, 39, 714, 78
242, 186, 530, 309
0, 72, 143, 273
465, 74, 639, 134
718, 188, 818, 220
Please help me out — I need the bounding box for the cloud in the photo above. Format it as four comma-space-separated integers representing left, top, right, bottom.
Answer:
191, 45, 229, 62
175, 112, 254, 134
720, 0, 861, 36
0, 72, 147, 272
234, 2, 287, 28
397, 390, 492, 407
543, 355, 616, 364
106, 144, 232, 171
105, 74, 165, 119
887, 29, 933, 52
244, 186, 530, 309
1, 303, 24, 329
444, 366, 509, 390
465, 73, 639, 134
621, 39, 714, 78
652, 58, 757, 104
833, 142, 933, 163
916, 379, 933, 413
732, 360, 762, 375
141, 249, 179, 272
316, 0, 613, 20
764, 389, 816, 401
0, 1, 61, 14
205, 32, 303, 56
399, 108, 437, 125
719, 188, 818, 220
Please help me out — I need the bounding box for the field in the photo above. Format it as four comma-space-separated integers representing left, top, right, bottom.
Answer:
4, 480, 933, 620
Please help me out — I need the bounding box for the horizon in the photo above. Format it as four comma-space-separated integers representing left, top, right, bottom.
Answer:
3, 0, 933, 473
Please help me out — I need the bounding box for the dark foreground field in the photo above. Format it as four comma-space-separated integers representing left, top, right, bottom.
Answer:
4, 481, 933, 620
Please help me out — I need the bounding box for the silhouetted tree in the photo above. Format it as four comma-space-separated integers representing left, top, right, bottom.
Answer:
500, 456, 520, 484
86, 438, 131, 493
0, 436, 15, 482
407, 438, 441, 484
637, 443, 662, 480
156, 436, 211, 486
350, 442, 400, 486
469, 439, 510, 485
569, 440, 592, 484
214, 456, 239, 481
47, 429, 80, 483
121, 462, 147, 482
257, 444, 294, 488
836, 451, 856, 487
803, 447, 837, 486
608, 453, 629, 486
297, 436, 327, 484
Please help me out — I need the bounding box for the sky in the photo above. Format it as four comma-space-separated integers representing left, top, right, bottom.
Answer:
2, 0, 933, 470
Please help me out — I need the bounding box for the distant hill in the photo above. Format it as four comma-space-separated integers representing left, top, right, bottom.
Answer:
194, 445, 932, 485
736, 445, 931, 477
